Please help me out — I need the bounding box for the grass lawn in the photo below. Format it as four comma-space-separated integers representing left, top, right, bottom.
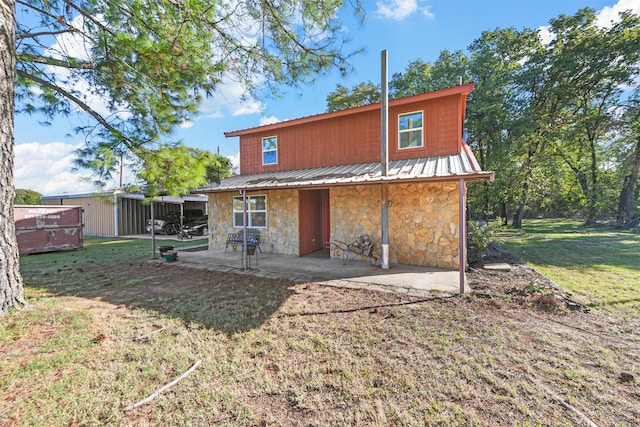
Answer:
500, 219, 640, 315
1, 230, 639, 426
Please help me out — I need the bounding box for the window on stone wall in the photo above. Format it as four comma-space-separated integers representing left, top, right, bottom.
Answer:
233, 195, 267, 228
262, 136, 277, 165
398, 111, 423, 149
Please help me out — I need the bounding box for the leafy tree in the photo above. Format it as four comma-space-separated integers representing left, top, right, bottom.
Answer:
465, 28, 539, 225
1, 0, 363, 312
323, 7, 640, 229
388, 59, 433, 98
615, 90, 640, 226
14, 189, 42, 205
326, 81, 379, 112
543, 9, 640, 224
390, 50, 469, 98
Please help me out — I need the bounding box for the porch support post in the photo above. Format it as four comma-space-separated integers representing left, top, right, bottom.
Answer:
459, 178, 466, 294
380, 49, 390, 270
242, 190, 248, 270
179, 199, 185, 230
150, 201, 156, 259
113, 191, 119, 237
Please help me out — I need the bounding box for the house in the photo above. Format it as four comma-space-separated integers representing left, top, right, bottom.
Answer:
40, 192, 207, 236
199, 83, 493, 276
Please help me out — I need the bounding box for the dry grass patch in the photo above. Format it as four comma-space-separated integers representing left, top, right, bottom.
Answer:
2, 237, 639, 426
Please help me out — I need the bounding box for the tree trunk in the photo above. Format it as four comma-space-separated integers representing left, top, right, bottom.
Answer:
500, 201, 508, 226
616, 137, 640, 226
0, 0, 26, 313
584, 137, 599, 226
513, 149, 536, 229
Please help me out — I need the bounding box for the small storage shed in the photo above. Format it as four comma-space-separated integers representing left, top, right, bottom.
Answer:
40, 192, 207, 237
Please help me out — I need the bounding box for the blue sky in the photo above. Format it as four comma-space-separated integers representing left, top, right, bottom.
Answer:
13, 0, 639, 196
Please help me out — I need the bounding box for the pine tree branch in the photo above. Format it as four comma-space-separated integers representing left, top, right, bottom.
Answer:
18, 53, 96, 70
16, 68, 135, 150
60, 0, 115, 36
17, 28, 77, 40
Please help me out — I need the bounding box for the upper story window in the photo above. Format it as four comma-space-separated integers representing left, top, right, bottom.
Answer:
398, 111, 423, 150
262, 136, 277, 165
233, 195, 267, 228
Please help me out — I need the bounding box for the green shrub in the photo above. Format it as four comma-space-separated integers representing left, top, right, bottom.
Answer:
468, 219, 503, 263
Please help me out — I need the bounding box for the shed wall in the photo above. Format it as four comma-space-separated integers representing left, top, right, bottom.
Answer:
42, 196, 206, 236
41, 195, 115, 236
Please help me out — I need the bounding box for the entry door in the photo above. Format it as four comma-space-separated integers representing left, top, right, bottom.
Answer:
299, 189, 328, 256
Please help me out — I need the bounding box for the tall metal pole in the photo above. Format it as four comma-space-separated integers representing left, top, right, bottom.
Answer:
380, 50, 390, 270
459, 178, 466, 293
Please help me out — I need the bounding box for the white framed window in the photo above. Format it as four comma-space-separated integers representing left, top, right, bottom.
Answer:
262, 136, 277, 165
233, 195, 267, 228
398, 111, 423, 149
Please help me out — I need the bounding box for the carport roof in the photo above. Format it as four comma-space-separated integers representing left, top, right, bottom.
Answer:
197, 149, 494, 193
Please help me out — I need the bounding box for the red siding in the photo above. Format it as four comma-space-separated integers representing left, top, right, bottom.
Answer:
236, 87, 468, 174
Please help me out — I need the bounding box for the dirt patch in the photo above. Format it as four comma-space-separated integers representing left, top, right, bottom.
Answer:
468, 246, 589, 313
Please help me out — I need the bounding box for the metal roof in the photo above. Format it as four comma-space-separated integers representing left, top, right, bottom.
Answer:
225, 83, 475, 137
198, 151, 494, 193
40, 192, 207, 203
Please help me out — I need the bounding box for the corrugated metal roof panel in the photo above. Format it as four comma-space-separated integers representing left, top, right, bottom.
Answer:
198, 151, 492, 193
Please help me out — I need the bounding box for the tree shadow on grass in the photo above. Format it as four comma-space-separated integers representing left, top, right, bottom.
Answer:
22, 255, 297, 336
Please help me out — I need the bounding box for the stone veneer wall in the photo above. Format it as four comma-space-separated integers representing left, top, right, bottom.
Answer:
207, 189, 299, 255
388, 182, 462, 269
208, 182, 463, 268
330, 182, 463, 269
330, 185, 381, 261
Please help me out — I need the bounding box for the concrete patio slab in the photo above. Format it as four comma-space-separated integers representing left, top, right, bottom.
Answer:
166, 246, 469, 297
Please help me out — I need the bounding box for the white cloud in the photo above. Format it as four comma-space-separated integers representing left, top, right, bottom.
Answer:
539, 0, 640, 44
259, 116, 280, 126
199, 77, 265, 118
538, 26, 554, 45
375, 0, 433, 21
596, 0, 640, 27
206, 111, 224, 119
14, 141, 91, 195
422, 6, 435, 19
13, 141, 131, 196
228, 152, 241, 175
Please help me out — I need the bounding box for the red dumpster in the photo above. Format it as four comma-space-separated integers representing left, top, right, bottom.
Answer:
14, 205, 84, 254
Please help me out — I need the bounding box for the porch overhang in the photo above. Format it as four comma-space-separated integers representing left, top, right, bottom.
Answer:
197, 153, 494, 194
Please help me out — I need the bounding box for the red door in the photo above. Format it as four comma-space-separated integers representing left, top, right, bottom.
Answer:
299, 189, 328, 256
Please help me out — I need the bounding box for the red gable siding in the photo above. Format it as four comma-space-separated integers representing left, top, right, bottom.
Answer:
232, 85, 470, 175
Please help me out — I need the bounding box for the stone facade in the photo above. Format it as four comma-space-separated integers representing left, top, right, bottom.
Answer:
208, 182, 463, 269
329, 182, 462, 269
329, 185, 381, 260
388, 182, 462, 269
207, 189, 299, 255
